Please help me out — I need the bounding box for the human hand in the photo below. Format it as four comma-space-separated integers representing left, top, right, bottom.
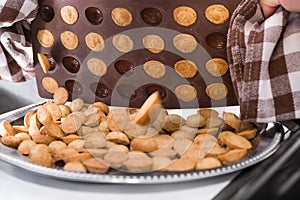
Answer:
260, 0, 300, 18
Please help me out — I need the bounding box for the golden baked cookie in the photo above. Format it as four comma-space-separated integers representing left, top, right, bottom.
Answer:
83, 158, 109, 173
237, 129, 257, 140
64, 161, 87, 172
205, 4, 229, 24
44, 121, 64, 139
186, 114, 206, 128
29, 144, 52, 167
24, 112, 35, 128
69, 98, 84, 112
171, 130, 195, 141
37, 105, 53, 125
64, 152, 92, 163
173, 6, 197, 26
85, 32, 105, 52
18, 140, 36, 155
197, 108, 219, 119
123, 151, 153, 172
175, 84, 197, 102
222, 112, 241, 131
152, 157, 172, 171
143, 60, 166, 79
48, 141, 67, 155
153, 134, 174, 149
53, 87, 69, 105
142, 35, 164, 54
112, 34, 134, 53
130, 137, 159, 153
196, 127, 219, 136
150, 147, 177, 159
217, 149, 248, 165
53, 147, 77, 162
0, 136, 22, 149
207, 143, 228, 156
37, 53, 50, 73
163, 114, 184, 132
37, 29, 54, 48
86, 148, 109, 158
60, 5, 78, 25
205, 58, 228, 77
205, 83, 228, 100
61, 134, 80, 144
60, 31, 79, 50
111, 7, 132, 26
173, 34, 197, 53
173, 138, 192, 155
205, 117, 224, 128
104, 149, 128, 168
60, 113, 82, 134
179, 125, 198, 135
44, 101, 62, 121
14, 132, 31, 141
0, 120, 14, 137
174, 60, 198, 78
84, 134, 107, 149
218, 131, 252, 150
68, 140, 85, 152
195, 157, 222, 170
106, 131, 130, 145
87, 58, 107, 77
93, 102, 109, 115
42, 77, 59, 94
162, 156, 195, 171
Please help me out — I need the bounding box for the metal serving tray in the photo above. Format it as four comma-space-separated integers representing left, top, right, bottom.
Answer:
0, 102, 282, 184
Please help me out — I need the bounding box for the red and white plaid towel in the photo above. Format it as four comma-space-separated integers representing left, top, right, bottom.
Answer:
227, 0, 300, 123
0, 0, 37, 82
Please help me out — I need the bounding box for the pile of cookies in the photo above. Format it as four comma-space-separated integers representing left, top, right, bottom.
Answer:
0, 88, 259, 173
32, 0, 240, 109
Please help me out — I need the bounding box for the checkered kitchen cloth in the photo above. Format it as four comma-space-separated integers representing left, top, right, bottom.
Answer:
227, 0, 300, 123
0, 0, 37, 82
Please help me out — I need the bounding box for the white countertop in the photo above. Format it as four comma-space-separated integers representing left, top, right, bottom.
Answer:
0, 160, 238, 200
0, 79, 240, 200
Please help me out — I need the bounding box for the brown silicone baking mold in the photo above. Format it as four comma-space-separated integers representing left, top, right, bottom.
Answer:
31, 0, 241, 108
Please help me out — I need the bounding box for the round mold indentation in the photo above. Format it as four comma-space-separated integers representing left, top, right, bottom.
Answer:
87, 58, 107, 77
85, 32, 105, 52
114, 60, 135, 76
65, 80, 83, 96
145, 84, 167, 100
90, 82, 110, 98
62, 56, 80, 74
173, 6, 197, 27
175, 84, 197, 102
143, 60, 166, 79
60, 31, 78, 50
60, 5, 78, 25
205, 4, 230, 25
111, 7, 132, 27
112, 34, 134, 53
206, 83, 228, 100
116, 84, 137, 100
140, 7, 163, 26
205, 58, 228, 77
142, 35, 164, 54
206, 32, 226, 50
173, 33, 197, 53
85, 7, 103, 25
39, 5, 54, 22
37, 29, 54, 48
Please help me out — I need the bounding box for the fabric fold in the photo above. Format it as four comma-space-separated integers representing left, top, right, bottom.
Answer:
0, 0, 37, 82
227, 0, 300, 122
